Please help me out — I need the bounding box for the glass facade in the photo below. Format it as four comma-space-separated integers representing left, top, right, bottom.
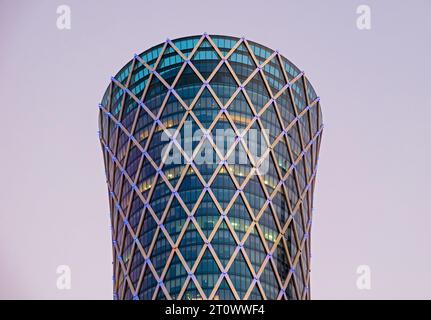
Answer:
98, 34, 323, 300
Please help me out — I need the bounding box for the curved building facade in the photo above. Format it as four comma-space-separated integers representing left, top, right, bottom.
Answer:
98, 34, 323, 300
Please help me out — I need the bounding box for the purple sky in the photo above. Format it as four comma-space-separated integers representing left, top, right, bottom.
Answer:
0, 0, 430, 299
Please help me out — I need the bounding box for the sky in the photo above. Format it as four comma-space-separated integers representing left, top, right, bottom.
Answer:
0, 0, 430, 299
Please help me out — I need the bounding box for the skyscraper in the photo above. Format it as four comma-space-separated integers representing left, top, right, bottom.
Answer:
98, 34, 323, 300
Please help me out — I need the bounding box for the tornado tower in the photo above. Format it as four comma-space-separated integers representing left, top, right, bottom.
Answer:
98, 34, 323, 300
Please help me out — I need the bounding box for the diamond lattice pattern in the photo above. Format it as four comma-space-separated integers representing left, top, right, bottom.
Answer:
98, 34, 323, 300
